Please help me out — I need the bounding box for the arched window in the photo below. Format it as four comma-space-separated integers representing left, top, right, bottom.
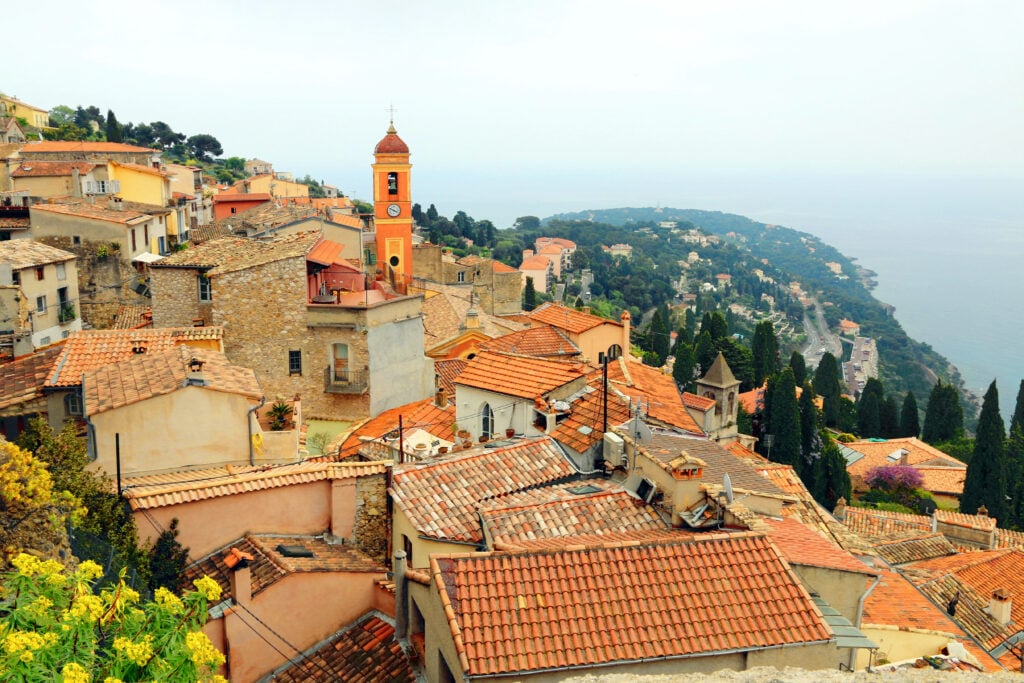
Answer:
727, 391, 736, 418
387, 172, 398, 195
481, 402, 494, 439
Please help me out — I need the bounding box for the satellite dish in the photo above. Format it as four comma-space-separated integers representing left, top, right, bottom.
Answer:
723, 473, 734, 504
634, 419, 653, 445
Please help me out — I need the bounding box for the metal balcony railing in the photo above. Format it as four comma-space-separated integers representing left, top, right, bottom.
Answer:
323, 366, 367, 394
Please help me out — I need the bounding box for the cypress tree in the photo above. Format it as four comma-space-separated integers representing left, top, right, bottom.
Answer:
768, 368, 801, 467
1011, 380, 1024, 435
961, 381, 1007, 521
752, 320, 780, 388
789, 351, 807, 387
1006, 424, 1024, 527
813, 441, 852, 510
672, 342, 697, 392
701, 311, 728, 342
900, 391, 921, 438
523, 277, 536, 311
799, 383, 822, 483
651, 310, 669, 365
105, 109, 122, 142
857, 391, 881, 438
922, 381, 964, 444
694, 331, 716, 376
814, 352, 842, 427
880, 396, 900, 438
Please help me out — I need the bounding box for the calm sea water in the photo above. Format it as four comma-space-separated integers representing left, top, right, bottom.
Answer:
417, 169, 1023, 421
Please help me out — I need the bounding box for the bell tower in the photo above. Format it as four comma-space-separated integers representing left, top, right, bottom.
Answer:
372, 119, 413, 289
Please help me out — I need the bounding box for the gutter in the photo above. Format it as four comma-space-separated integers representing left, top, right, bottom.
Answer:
851, 573, 881, 671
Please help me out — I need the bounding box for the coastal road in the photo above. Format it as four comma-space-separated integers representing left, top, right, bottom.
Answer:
802, 301, 841, 368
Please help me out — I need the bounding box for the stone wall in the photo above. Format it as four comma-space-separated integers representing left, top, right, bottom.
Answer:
353, 472, 388, 561
149, 267, 208, 327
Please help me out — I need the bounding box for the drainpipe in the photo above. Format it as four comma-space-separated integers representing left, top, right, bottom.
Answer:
247, 392, 267, 466
394, 550, 408, 640
851, 573, 881, 671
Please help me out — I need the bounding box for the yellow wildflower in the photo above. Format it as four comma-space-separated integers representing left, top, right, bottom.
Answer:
61, 662, 90, 683
3, 630, 49, 654
192, 575, 222, 603
154, 587, 184, 613
25, 595, 53, 618
185, 630, 226, 668
113, 634, 154, 667
68, 594, 105, 621
76, 560, 104, 581
11, 553, 41, 577
104, 678, 124, 683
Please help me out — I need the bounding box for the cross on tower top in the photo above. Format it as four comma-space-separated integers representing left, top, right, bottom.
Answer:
386, 103, 397, 125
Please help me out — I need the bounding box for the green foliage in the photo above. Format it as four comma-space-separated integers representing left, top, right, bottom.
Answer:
812, 441, 851, 510
714, 337, 754, 391
768, 368, 801, 467
934, 436, 974, 464
961, 381, 1007, 520
514, 216, 541, 231
857, 390, 881, 438
694, 331, 716, 376
268, 400, 294, 431
146, 518, 189, 593
0, 554, 225, 681
899, 391, 921, 438
814, 352, 842, 427
922, 380, 964, 444
185, 134, 222, 162
48, 105, 75, 126
798, 383, 821, 478
650, 310, 669, 366
523, 277, 537, 311
789, 350, 807, 387
105, 109, 122, 143
672, 342, 697, 392
1011, 380, 1024, 435
752, 320, 780, 388
837, 396, 859, 434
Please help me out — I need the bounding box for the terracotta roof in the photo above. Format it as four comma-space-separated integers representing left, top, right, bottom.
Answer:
121, 461, 389, 510
420, 289, 524, 348
0, 345, 63, 411
872, 532, 958, 565
550, 372, 632, 453
111, 304, 152, 330
479, 481, 667, 547
608, 359, 704, 434
390, 437, 577, 546
83, 346, 261, 417
151, 232, 320, 276
995, 528, 1024, 549
528, 302, 615, 334
536, 237, 576, 250
519, 254, 552, 271
430, 532, 833, 676
863, 568, 1004, 672
184, 534, 383, 603
10, 161, 96, 177
109, 161, 170, 178
840, 507, 932, 541
30, 199, 154, 225
187, 223, 232, 245
479, 326, 580, 358
761, 517, 878, 576
45, 327, 225, 388
844, 437, 966, 478
19, 141, 158, 154
642, 433, 786, 498
727, 440, 768, 462
211, 192, 272, 204
489, 259, 516, 273
0, 239, 76, 269
935, 509, 997, 532
171, 191, 194, 200
339, 396, 454, 456
454, 351, 586, 399
326, 213, 363, 229
434, 359, 466, 401
374, 124, 409, 154
506, 528, 698, 552
0, 215, 29, 230
915, 466, 968, 495
682, 391, 716, 411
272, 614, 415, 683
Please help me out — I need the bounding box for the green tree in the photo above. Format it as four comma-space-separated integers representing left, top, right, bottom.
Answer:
147, 518, 189, 592
814, 352, 842, 427
426, 203, 439, 221
751, 320, 779, 388
1011, 380, 1024, 435
857, 391, 881, 438
789, 350, 807, 387
523, 276, 537, 311
700, 311, 728, 342
185, 134, 223, 161
651, 310, 669, 365
768, 368, 801, 467
900, 391, 921, 438
961, 381, 1007, 522
150, 120, 185, 149
922, 381, 964, 444
48, 105, 75, 126
798, 382, 822, 482
714, 337, 754, 391
514, 216, 540, 231
880, 396, 900, 438
813, 441, 852, 510
1007, 424, 1024, 527
694, 331, 716, 376
105, 109, 122, 142
673, 342, 697, 392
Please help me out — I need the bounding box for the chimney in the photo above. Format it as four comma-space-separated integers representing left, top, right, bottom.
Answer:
464, 308, 480, 330
108, 196, 123, 211
620, 309, 631, 353
898, 449, 909, 466
523, 249, 534, 259
833, 496, 847, 521
989, 589, 1012, 625
131, 339, 147, 354
394, 550, 408, 640
186, 357, 206, 386
224, 547, 254, 606
978, 504, 989, 517
71, 168, 82, 198
582, 306, 591, 315
434, 387, 446, 408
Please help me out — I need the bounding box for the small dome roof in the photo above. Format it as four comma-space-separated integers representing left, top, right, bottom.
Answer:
374, 123, 409, 154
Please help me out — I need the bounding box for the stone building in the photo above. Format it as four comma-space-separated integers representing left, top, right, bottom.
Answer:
0, 239, 81, 352
149, 231, 433, 419
411, 244, 522, 315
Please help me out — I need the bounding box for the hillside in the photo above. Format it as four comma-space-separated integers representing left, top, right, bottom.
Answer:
544, 207, 973, 414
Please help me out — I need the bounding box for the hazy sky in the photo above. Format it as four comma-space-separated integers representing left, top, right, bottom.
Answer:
6, 0, 1021, 224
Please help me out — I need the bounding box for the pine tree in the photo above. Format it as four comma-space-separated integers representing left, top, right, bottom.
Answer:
814, 352, 842, 427
789, 351, 807, 387
104, 109, 122, 142
752, 320, 780, 388
700, 311, 728, 342
900, 391, 921, 438
960, 381, 1007, 521
768, 368, 801, 467
922, 381, 964, 444
1006, 424, 1024, 527
523, 276, 536, 311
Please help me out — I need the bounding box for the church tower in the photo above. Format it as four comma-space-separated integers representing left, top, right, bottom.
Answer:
372, 120, 413, 290
696, 352, 741, 443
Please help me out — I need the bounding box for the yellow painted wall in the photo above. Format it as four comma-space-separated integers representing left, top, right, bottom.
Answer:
247, 175, 309, 198
0, 97, 51, 129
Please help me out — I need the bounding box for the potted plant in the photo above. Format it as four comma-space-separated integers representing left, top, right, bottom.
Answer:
268, 400, 293, 431
505, 428, 516, 439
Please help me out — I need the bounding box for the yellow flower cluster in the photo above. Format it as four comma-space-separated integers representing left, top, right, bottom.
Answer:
25, 595, 53, 618
185, 631, 226, 669
67, 594, 104, 621
60, 662, 90, 683
154, 587, 184, 613
76, 560, 104, 581
11, 553, 63, 578
3, 630, 57, 662
192, 575, 222, 603
113, 634, 154, 667
103, 678, 124, 683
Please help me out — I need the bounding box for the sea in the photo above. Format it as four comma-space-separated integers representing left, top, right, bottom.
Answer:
419, 168, 1024, 421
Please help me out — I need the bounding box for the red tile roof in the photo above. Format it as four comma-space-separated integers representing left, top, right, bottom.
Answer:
682, 391, 716, 411
454, 351, 586, 399
871, 532, 958, 565
109, 161, 170, 178
390, 437, 577, 546
845, 437, 966, 479
550, 372, 632, 453
479, 481, 667, 547
608, 359, 704, 434
528, 302, 615, 334
111, 304, 152, 330
433, 359, 466, 401
10, 161, 96, 177
935, 509, 997, 532
430, 532, 833, 676
19, 141, 158, 154
479, 326, 579, 358
762, 517, 878, 576
83, 346, 261, 417
374, 124, 409, 154
0, 345, 63, 411
211, 192, 272, 203
0, 239, 76, 269
30, 200, 155, 225
46, 327, 225, 388
339, 396, 454, 456
840, 507, 932, 541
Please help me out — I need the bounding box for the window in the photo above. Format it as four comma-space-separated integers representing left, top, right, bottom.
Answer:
131, 228, 137, 252
158, 236, 166, 255
481, 402, 494, 439
11, 271, 19, 286
144, 224, 149, 245
35, 295, 46, 313
197, 274, 212, 302
288, 350, 302, 375
457, 271, 465, 283
230, 207, 237, 214
36, 266, 44, 281
387, 172, 398, 195
56, 263, 66, 281
73, 235, 81, 245
64, 392, 83, 417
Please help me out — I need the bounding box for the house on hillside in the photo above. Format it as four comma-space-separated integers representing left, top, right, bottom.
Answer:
0, 239, 81, 351
526, 302, 630, 365
840, 437, 967, 506
411, 245, 522, 315
0, 117, 27, 144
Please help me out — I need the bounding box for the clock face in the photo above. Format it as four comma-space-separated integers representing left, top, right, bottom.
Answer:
387, 203, 401, 217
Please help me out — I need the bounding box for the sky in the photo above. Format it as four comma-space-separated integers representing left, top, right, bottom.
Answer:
5, 0, 1021, 226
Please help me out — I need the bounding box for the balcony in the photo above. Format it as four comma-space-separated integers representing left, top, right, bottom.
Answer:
324, 366, 367, 394
58, 303, 76, 324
